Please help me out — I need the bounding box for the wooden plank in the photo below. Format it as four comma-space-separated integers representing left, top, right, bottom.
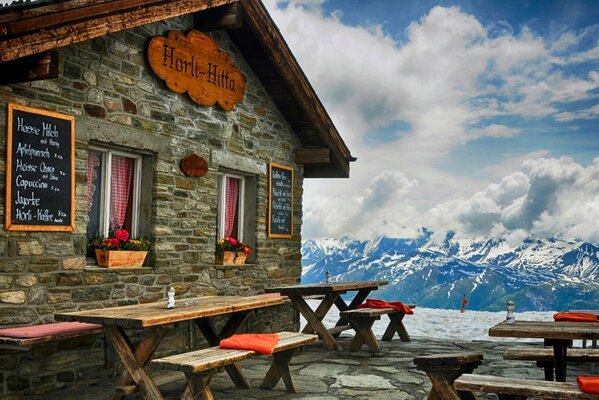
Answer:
0, 0, 238, 63
266, 281, 387, 296
0, 51, 58, 84
56, 295, 284, 328
151, 332, 317, 374
295, 148, 330, 164
504, 346, 599, 362
193, 2, 243, 31
0, 326, 102, 347
0, 0, 165, 37
414, 352, 484, 367
489, 321, 599, 341
454, 374, 597, 400
340, 305, 416, 318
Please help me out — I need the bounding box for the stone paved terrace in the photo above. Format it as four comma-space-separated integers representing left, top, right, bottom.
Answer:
30, 335, 595, 400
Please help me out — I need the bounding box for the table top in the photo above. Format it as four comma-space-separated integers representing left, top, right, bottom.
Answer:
55, 295, 284, 328
266, 281, 388, 296
489, 321, 599, 341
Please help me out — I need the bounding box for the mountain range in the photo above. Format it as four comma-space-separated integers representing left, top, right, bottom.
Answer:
301, 232, 599, 312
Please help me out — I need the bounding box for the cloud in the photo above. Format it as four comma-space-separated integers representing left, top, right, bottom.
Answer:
302, 171, 420, 240
427, 157, 599, 242
264, 1, 599, 242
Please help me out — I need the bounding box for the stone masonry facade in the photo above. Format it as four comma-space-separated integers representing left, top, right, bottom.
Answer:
0, 15, 303, 397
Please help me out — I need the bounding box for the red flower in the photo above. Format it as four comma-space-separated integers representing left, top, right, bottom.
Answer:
226, 237, 238, 246
244, 246, 252, 255
115, 229, 129, 242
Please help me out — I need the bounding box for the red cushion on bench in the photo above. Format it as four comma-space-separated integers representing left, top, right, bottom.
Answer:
358, 299, 414, 315
554, 312, 598, 322
577, 376, 599, 394
220, 333, 280, 354
0, 322, 102, 338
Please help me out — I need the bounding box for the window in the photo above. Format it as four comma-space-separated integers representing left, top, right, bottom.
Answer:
216, 172, 256, 261
86, 146, 142, 242
217, 173, 245, 241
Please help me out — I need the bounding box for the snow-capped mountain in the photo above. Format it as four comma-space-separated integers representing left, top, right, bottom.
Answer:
301, 233, 599, 312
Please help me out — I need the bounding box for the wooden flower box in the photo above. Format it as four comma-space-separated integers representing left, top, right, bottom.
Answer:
215, 251, 247, 265
95, 249, 148, 268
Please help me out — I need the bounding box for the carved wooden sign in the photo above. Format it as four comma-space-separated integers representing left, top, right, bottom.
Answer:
147, 30, 245, 111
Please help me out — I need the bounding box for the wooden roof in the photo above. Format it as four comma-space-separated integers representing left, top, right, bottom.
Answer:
0, 0, 354, 178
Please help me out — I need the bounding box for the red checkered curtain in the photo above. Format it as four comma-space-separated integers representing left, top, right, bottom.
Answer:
86, 150, 101, 215
225, 177, 239, 237
110, 155, 134, 229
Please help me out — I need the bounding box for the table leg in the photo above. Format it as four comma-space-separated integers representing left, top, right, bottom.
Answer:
545, 339, 570, 382
194, 312, 251, 389
105, 324, 167, 400
292, 294, 341, 350
333, 288, 373, 330
382, 312, 411, 342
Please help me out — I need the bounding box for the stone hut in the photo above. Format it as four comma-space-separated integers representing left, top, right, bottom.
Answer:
0, 0, 353, 396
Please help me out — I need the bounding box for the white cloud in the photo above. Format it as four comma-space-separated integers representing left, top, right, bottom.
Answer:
427, 157, 599, 242
264, 1, 599, 242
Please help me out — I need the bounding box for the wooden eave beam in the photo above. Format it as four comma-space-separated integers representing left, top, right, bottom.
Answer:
193, 3, 243, 32
0, 51, 58, 85
0, 0, 238, 63
239, 0, 353, 178
295, 148, 330, 164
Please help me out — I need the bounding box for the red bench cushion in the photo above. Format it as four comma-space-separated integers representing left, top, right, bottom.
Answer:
0, 322, 102, 338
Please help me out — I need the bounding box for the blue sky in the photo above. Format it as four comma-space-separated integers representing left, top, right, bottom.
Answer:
264, 0, 599, 243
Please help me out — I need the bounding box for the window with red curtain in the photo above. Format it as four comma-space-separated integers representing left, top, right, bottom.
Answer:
225, 176, 239, 237
109, 155, 134, 231
218, 173, 244, 241
86, 148, 140, 243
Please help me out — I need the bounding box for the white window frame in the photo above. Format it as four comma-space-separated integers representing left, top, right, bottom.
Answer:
89, 145, 142, 238
217, 172, 245, 241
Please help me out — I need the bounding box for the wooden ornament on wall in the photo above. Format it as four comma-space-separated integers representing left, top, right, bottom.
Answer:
180, 154, 207, 177
147, 30, 245, 111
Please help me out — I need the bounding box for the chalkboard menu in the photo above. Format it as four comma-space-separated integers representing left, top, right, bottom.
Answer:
268, 163, 293, 238
5, 104, 75, 231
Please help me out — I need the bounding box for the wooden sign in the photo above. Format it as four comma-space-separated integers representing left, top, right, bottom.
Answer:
5, 104, 75, 231
147, 30, 245, 111
268, 163, 293, 238
180, 154, 207, 177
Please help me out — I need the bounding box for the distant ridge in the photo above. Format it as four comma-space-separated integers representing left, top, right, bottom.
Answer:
301, 233, 599, 312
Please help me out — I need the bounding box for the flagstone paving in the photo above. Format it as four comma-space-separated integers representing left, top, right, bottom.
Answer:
37, 335, 593, 400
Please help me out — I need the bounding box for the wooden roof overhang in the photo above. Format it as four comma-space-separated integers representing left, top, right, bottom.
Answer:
0, 0, 354, 178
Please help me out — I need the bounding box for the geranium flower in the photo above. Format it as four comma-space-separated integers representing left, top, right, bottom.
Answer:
226, 237, 238, 246
115, 229, 129, 242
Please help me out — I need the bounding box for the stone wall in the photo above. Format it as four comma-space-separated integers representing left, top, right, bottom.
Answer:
0, 15, 304, 397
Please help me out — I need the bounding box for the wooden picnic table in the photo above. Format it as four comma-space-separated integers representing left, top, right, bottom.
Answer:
489, 320, 599, 382
266, 281, 388, 350
56, 295, 284, 400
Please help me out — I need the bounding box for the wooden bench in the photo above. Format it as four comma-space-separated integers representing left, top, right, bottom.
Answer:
339, 304, 415, 352
151, 331, 318, 399
504, 346, 599, 381
414, 352, 483, 400
0, 322, 103, 351
454, 373, 599, 400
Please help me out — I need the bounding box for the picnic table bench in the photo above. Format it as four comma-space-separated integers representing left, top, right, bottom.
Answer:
0, 321, 102, 351
504, 346, 599, 380
416, 352, 599, 400
339, 304, 415, 352
454, 374, 598, 400
151, 332, 317, 399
